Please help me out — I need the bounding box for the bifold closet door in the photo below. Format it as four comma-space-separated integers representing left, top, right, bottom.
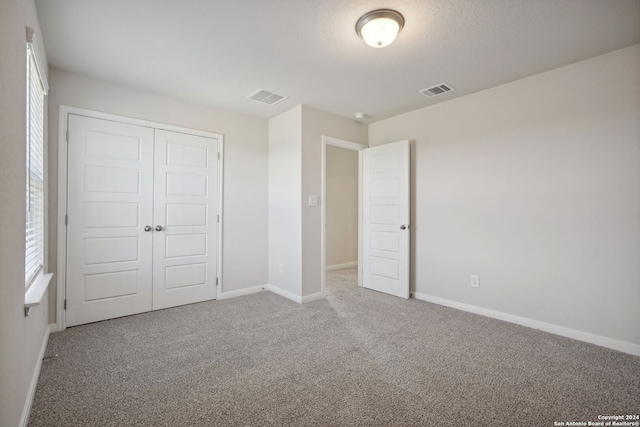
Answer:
66, 115, 220, 327
66, 114, 154, 327
152, 130, 219, 310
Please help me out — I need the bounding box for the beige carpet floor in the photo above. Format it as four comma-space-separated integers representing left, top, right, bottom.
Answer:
325, 266, 359, 295
29, 268, 640, 426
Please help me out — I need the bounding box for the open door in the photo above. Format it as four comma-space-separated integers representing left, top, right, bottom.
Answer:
362, 140, 410, 299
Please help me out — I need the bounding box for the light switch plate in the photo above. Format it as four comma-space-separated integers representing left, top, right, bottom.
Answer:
308, 195, 318, 207
470, 275, 479, 288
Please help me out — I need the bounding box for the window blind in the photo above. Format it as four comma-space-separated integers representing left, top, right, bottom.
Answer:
25, 45, 45, 287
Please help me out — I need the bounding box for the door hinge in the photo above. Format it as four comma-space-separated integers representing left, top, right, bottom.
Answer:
217, 152, 220, 160
64, 299, 67, 310
66, 129, 69, 142
217, 214, 219, 223
216, 277, 219, 286
65, 214, 68, 226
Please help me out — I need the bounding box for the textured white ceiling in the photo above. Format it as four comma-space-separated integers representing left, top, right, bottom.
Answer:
35, 0, 640, 122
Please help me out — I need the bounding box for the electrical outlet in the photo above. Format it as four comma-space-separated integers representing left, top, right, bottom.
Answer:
470, 275, 479, 288
278, 263, 284, 274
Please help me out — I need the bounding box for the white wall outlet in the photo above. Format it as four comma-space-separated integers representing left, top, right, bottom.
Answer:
278, 263, 284, 274
308, 195, 318, 207
470, 275, 480, 288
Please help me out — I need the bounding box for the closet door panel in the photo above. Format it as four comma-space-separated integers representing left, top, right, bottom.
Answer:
66, 114, 154, 327
152, 130, 219, 310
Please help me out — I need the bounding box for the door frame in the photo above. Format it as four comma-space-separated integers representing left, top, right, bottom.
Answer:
56, 105, 224, 330
320, 136, 368, 296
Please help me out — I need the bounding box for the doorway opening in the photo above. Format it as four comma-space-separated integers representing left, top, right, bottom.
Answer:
320, 136, 367, 296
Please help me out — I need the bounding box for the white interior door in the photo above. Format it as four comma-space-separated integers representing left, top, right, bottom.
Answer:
66, 114, 154, 326
362, 140, 410, 299
152, 130, 219, 310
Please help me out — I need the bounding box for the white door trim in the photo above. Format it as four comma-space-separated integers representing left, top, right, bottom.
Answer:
56, 105, 224, 330
320, 135, 368, 297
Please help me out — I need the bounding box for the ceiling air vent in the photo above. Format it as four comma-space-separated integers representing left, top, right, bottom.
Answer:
419, 83, 455, 98
246, 89, 288, 106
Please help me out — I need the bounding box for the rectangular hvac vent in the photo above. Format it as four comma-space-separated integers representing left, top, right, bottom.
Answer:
419, 83, 455, 98
246, 89, 288, 106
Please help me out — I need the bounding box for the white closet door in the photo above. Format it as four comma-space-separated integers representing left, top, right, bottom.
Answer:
152, 130, 219, 310
66, 114, 154, 327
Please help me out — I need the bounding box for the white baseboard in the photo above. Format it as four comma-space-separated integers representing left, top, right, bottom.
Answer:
325, 261, 358, 271
267, 285, 302, 304
301, 292, 325, 304
219, 285, 266, 300
413, 292, 640, 357
20, 324, 52, 427
220, 285, 324, 304
266, 285, 326, 304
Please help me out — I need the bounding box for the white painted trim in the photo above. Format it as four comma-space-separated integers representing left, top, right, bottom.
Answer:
357, 151, 363, 287
222, 285, 325, 304
266, 285, 325, 304
321, 140, 326, 296
56, 107, 68, 331
218, 285, 266, 300
267, 284, 302, 304
27, 36, 49, 94
320, 136, 367, 295
41, 95, 50, 295
20, 324, 52, 427
413, 292, 640, 357
61, 106, 222, 138
301, 292, 325, 303
56, 105, 224, 330
323, 135, 367, 151
325, 261, 358, 271
24, 272, 53, 316
320, 140, 327, 293
216, 139, 225, 301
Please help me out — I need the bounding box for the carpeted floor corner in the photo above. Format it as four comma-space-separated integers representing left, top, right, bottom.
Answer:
29, 268, 640, 426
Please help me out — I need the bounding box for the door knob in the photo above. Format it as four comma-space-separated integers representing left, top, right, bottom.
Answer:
155, 225, 163, 231
144, 225, 152, 232
400, 224, 407, 230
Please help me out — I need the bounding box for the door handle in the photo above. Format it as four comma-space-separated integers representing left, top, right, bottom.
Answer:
155, 225, 163, 231
144, 225, 152, 232
400, 224, 407, 230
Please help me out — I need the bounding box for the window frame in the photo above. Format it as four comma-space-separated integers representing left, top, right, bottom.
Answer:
23, 25, 52, 316
25, 42, 46, 289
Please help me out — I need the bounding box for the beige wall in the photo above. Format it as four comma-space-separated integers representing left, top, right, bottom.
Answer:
368, 44, 640, 346
268, 106, 303, 295
325, 145, 358, 267
0, 1, 52, 425
47, 69, 269, 314
301, 106, 367, 297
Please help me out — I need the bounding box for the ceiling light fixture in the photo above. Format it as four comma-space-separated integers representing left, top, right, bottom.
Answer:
356, 9, 404, 48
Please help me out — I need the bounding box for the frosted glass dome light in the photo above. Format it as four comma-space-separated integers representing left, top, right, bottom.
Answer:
356, 9, 404, 48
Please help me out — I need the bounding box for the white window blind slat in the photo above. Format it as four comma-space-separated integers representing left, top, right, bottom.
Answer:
25, 45, 45, 287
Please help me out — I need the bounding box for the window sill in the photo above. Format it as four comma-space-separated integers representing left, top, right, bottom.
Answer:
24, 272, 53, 316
